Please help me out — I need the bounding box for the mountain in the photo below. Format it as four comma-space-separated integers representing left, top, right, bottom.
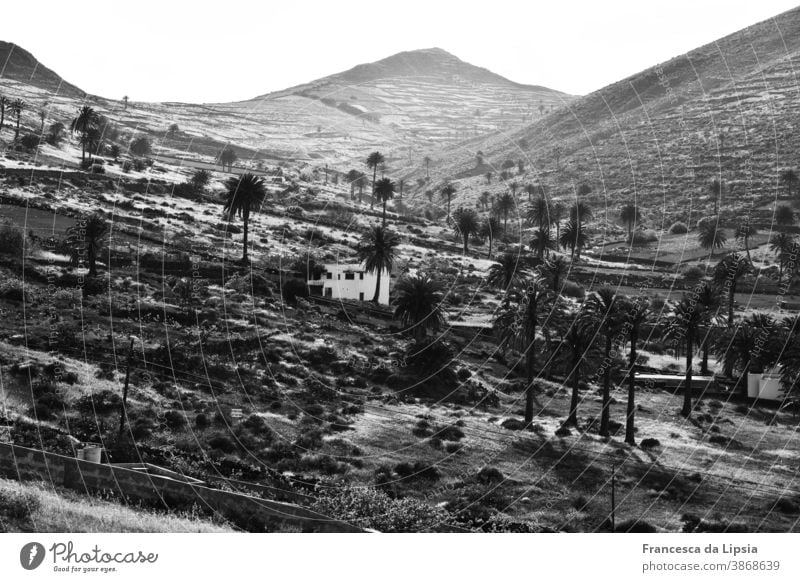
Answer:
429, 7, 800, 226
213, 48, 573, 165
0, 41, 85, 98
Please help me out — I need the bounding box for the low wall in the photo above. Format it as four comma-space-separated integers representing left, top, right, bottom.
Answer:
0, 442, 361, 532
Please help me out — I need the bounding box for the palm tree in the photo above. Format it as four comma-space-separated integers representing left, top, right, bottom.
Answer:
780, 169, 799, 198
713, 253, 750, 326
70, 106, 99, 163
0, 95, 7, 132
374, 177, 396, 226
563, 313, 597, 427
494, 275, 551, 423
695, 281, 721, 375
479, 191, 491, 211
485, 171, 492, 184
122, 95, 129, 110
708, 179, 723, 214
440, 183, 456, 220
487, 251, 527, 290
219, 147, 237, 171
619, 204, 641, 242
584, 287, 624, 436
346, 169, 360, 200
222, 173, 267, 263
770, 232, 794, 285
621, 297, 650, 445
559, 218, 588, 261
479, 216, 501, 259
663, 296, 707, 417
569, 201, 593, 223
66, 213, 108, 278
526, 195, 552, 229
715, 314, 779, 398
452, 207, 480, 253
496, 192, 515, 233
551, 201, 565, 243
697, 221, 727, 257
544, 255, 569, 294
393, 273, 445, 342
736, 218, 758, 263
366, 151, 385, 210
530, 225, 556, 260
776, 205, 794, 226
356, 225, 400, 303
10, 99, 24, 140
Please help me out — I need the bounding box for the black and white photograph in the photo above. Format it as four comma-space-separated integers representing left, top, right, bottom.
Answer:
2, 0, 800, 578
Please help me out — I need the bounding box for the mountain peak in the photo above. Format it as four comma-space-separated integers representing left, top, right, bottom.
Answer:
0, 41, 84, 97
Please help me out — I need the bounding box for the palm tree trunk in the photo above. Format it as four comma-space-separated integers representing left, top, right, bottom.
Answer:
372, 267, 382, 303
525, 337, 535, 424
625, 329, 638, 445
745, 235, 751, 263
728, 284, 736, 326
88, 245, 97, 277
242, 210, 249, 263
700, 338, 710, 375
487, 236, 493, 259
567, 355, 580, 426
371, 167, 377, 209
382, 201, 387, 227
600, 336, 612, 436
681, 334, 694, 417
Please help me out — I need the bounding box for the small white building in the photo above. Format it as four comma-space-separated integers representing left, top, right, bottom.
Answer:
308, 262, 390, 305
747, 369, 784, 401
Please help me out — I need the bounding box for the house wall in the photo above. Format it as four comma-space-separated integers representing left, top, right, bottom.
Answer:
319, 263, 389, 305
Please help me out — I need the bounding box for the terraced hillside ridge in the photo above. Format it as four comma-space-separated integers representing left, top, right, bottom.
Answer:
0, 41, 85, 98
423, 6, 800, 231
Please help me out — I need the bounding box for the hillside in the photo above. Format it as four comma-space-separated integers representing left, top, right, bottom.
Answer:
425, 6, 800, 228
0, 42, 85, 98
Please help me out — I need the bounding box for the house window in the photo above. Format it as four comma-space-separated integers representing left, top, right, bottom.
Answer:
338, 274, 341, 280
359, 273, 364, 280
359, 292, 364, 301
326, 273, 332, 279
325, 288, 332, 298
345, 273, 355, 280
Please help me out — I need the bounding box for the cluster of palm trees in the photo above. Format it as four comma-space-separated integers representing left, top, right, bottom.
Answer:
70, 105, 101, 163
0, 95, 26, 140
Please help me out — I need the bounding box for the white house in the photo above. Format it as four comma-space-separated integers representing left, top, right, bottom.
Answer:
308, 262, 390, 305
747, 368, 784, 401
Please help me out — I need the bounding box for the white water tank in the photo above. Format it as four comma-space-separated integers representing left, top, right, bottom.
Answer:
747, 373, 761, 398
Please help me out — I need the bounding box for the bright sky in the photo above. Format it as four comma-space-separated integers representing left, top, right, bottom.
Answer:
3, 0, 799, 103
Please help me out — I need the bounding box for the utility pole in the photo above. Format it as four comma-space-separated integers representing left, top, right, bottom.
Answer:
119, 337, 134, 437
611, 463, 616, 533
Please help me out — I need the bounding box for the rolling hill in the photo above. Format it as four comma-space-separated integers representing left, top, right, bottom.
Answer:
0, 41, 85, 98
425, 6, 800, 229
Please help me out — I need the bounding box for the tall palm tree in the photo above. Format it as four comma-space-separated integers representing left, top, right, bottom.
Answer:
530, 225, 556, 260
356, 225, 400, 303
0, 95, 7, 132
393, 273, 445, 342
551, 201, 565, 244
770, 232, 795, 285
66, 213, 108, 278
713, 253, 750, 327
222, 173, 267, 263
569, 201, 593, 223
621, 297, 650, 445
695, 281, 721, 375
584, 287, 624, 436
526, 195, 552, 229
374, 177, 395, 226
479, 216, 501, 259
559, 218, 588, 261
479, 191, 491, 211
619, 203, 641, 242
715, 314, 778, 398
10, 99, 24, 140
544, 255, 569, 294
494, 275, 551, 423
452, 207, 480, 253
708, 179, 723, 214
780, 169, 799, 198
487, 251, 527, 290
697, 221, 727, 258
440, 182, 456, 220
70, 105, 99, 163
563, 312, 597, 427
366, 151, 385, 210
663, 296, 707, 417
736, 218, 758, 263
346, 169, 360, 200
496, 192, 515, 233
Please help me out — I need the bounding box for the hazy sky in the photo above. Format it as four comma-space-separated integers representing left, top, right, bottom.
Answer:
3, 0, 799, 103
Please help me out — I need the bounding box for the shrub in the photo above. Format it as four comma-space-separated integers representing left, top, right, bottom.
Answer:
561, 280, 584, 299
669, 221, 688, 234
19, 133, 40, 151
208, 434, 236, 453
632, 229, 658, 244
0, 278, 26, 301
640, 438, 661, 449
0, 223, 24, 258
195, 413, 209, 430
164, 410, 188, 430
681, 265, 705, 283
281, 278, 308, 303
76, 390, 121, 415
311, 486, 452, 532
91, 164, 106, 174
477, 466, 504, 484
0, 487, 40, 522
